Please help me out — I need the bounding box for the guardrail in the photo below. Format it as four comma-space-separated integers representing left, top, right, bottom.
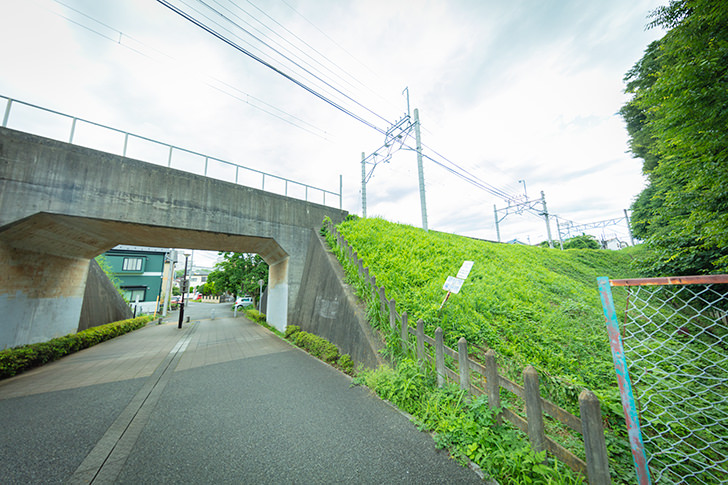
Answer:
1, 95, 342, 208
325, 219, 612, 484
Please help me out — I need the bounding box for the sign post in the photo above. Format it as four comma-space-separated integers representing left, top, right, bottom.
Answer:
439, 261, 474, 309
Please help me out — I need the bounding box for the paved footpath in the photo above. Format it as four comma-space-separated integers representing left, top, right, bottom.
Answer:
0, 304, 481, 484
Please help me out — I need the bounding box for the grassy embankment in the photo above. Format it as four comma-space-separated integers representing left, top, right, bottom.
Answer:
329, 216, 645, 482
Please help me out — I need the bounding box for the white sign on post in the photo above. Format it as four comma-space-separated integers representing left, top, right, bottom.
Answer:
442, 276, 465, 294
456, 261, 474, 280
440, 261, 474, 309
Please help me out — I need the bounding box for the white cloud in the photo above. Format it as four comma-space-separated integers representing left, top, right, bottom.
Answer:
0, 0, 665, 251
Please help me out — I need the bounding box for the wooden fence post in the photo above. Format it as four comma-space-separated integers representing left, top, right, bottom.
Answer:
416, 319, 426, 362
458, 338, 470, 394
579, 390, 612, 485
400, 312, 409, 352
485, 350, 501, 424
435, 327, 445, 388
389, 299, 397, 331
379, 287, 386, 316
523, 365, 546, 454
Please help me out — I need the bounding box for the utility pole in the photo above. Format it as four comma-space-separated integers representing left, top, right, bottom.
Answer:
361, 152, 367, 218
414, 108, 428, 232
541, 191, 554, 248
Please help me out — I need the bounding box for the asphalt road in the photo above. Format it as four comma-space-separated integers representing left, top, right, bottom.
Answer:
0, 305, 482, 484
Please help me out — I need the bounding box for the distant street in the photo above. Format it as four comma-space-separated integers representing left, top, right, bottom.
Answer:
0, 304, 481, 484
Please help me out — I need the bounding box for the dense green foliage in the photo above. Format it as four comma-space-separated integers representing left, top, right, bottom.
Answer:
620, 0, 728, 275
355, 359, 580, 484
0, 316, 153, 379
327, 217, 652, 481
208, 253, 268, 300
285, 325, 355, 375
337, 217, 639, 405
540, 234, 601, 250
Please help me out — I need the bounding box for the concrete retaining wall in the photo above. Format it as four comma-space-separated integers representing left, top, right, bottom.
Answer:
294, 231, 385, 369
78, 259, 133, 331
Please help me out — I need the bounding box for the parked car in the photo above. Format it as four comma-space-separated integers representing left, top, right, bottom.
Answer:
171, 295, 182, 304
235, 296, 254, 309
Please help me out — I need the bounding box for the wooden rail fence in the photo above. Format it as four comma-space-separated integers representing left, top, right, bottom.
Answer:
325, 221, 611, 484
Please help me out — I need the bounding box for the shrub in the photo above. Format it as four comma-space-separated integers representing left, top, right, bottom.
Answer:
0, 316, 153, 379
244, 308, 266, 323
337, 354, 354, 375
285, 328, 355, 375
285, 325, 301, 339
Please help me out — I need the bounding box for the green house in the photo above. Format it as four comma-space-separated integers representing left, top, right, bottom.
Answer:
102, 245, 171, 311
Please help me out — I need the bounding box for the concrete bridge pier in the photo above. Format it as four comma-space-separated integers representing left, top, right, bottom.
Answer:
266, 257, 289, 332
0, 244, 90, 347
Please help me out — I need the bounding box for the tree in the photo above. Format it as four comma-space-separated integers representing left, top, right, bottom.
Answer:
199, 280, 219, 296
563, 234, 601, 250
208, 253, 268, 301
621, 0, 728, 275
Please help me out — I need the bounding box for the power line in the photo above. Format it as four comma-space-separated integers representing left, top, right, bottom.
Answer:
277, 0, 399, 112
222, 0, 369, 105
45, 0, 332, 139
181, 0, 393, 130
157, 0, 389, 135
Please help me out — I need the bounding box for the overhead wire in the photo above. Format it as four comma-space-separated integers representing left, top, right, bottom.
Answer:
44, 0, 332, 140
220, 0, 368, 105
185, 0, 394, 129
277, 0, 401, 113
205, 0, 359, 107
157, 0, 390, 135
55, 0, 525, 211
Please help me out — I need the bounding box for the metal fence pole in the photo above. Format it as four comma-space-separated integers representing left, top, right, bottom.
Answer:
69, 118, 77, 144
597, 277, 651, 485
2, 99, 12, 127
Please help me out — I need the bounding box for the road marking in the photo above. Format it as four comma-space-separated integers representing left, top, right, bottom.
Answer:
67, 324, 198, 484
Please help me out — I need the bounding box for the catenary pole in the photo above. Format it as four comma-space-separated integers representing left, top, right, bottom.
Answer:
541, 191, 554, 248
361, 152, 367, 218
414, 108, 428, 231
493, 204, 501, 242
624, 209, 635, 246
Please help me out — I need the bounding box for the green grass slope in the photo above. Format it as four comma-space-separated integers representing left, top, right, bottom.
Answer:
337, 217, 643, 408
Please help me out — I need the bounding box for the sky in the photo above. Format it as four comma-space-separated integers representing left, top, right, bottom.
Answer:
0, 0, 666, 267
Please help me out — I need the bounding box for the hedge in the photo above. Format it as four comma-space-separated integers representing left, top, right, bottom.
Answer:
285, 325, 354, 375
0, 315, 153, 379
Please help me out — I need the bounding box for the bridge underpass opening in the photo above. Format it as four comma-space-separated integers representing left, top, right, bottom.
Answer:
0, 213, 292, 349
0, 126, 348, 350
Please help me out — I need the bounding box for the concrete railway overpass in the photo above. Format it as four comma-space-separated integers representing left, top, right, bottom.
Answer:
0, 126, 347, 350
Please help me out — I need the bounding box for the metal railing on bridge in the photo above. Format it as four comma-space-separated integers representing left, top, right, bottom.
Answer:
1, 95, 342, 209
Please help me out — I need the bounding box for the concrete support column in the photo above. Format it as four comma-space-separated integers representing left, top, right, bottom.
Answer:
267, 257, 289, 333
0, 243, 89, 349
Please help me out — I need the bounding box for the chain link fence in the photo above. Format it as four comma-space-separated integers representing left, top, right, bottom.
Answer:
598, 275, 728, 484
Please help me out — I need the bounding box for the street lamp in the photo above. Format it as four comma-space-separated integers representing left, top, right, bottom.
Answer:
178, 251, 191, 329
518, 179, 528, 201
258, 278, 264, 312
